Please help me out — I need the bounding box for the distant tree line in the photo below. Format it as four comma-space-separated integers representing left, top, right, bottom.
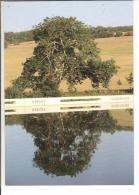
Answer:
4, 25, 133, 48
90, 26, 133, 38
5, 30, 33, 48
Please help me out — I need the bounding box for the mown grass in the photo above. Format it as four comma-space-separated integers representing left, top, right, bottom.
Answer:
5, 36, 133, 91
5, 41, 35, 87
96, 36, 133, 90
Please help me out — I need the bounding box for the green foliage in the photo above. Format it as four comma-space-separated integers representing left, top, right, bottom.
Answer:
127, 109, 133, 116
91, 26, 114, 38
83, 59, 118, 88
117, 79, 122, 86
6, 17, 119, 97
115, 31, 123, 37
112, 26, 133, 32
90, 26, 132, 38
5, 86, 25, 98
5, 30, 33, 45
126, 72, 133, 88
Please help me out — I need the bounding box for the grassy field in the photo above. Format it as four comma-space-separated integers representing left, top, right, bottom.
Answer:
5, 36, 133, 91
4, 37, 133, 128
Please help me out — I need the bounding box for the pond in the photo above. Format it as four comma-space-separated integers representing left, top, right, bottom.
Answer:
5, 109, 134, 185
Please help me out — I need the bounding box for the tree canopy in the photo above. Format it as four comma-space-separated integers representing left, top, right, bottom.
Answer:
8, 17, 119, 97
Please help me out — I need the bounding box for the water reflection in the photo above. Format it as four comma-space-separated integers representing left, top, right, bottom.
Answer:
5, 110, 133, 177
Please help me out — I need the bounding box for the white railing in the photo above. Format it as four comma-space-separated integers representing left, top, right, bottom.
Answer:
5, 95, 133, 115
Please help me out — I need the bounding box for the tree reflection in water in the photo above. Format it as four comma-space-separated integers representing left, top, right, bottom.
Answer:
6, 111, 124, 177
23, 111, 117, 176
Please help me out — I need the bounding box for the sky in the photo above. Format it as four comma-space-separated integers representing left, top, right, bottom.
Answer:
4, 1, 133, 32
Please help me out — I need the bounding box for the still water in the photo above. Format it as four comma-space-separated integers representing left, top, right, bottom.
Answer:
5, 109, 134, 185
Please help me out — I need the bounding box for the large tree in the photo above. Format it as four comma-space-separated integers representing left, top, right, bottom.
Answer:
11, 17, 118, 97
